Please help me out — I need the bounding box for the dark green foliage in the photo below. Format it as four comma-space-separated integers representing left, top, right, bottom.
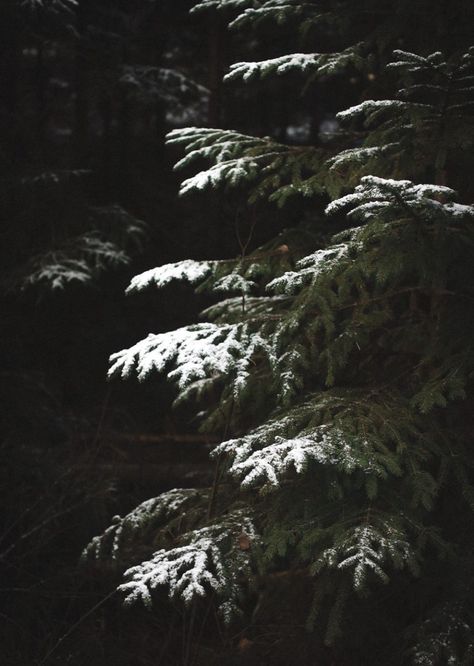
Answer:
82, 0, 474, 664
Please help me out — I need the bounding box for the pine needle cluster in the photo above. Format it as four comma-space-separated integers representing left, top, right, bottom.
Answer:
85, 0, 474, 661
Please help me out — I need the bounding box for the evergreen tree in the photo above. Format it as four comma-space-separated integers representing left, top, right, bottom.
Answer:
85, 0, 474, 662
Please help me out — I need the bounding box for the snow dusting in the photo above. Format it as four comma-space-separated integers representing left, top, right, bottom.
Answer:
126, 260, 214, 293
108, 323, 242, 387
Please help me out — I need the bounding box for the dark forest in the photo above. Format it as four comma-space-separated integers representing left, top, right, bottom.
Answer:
1, 1, 474, 664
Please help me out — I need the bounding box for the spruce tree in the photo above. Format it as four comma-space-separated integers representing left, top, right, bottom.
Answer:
84, 1, 474, 662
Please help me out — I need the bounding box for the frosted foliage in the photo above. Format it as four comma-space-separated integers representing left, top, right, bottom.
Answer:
179, 158, 259, 194
231, 330, 273, 399
297, 244, 356, 271
228, 0, 318, 30
214, 398, 392, 488
443, 202, 474, 219
334, 48, 474, 192
166, 127, 285, 194
126, 260, 214, 293
336, 99, 412, 123
24, 263, 80, 289
108, 323, 242, 386
213, 273, 257, 294
226, 54, 321, 81
387, 49, 448, 75
191, 0, 256, 12
167, 128, 273, 169
22, 0, 77, 11
316, 524, 418, 591
325, 176, 471, 222
83, 489, 199, 561
25, 260, 94, 290
268, 243, 352, 294
327, 144, 399, 171
118, 512, 258, 622
21, 233, 129, 291
225, 46, 362, 83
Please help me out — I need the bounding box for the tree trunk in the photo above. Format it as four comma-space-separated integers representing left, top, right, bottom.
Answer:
73, 0, 89, 165
208, 13, 224, 127
1, 2, 21, 170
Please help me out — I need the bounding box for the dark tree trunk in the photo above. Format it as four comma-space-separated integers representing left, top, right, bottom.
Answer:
73, 0, 90, 165
208, 13, 224, 127
35, 42, 47, 158
118, 88, 132, 195
99, 93, 112, 197
1, 2, 21, 170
